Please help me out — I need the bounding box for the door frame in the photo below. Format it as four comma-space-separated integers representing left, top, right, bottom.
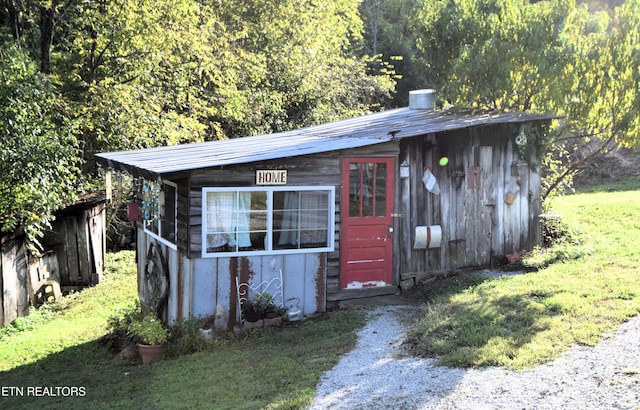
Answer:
340, 157, 396, 289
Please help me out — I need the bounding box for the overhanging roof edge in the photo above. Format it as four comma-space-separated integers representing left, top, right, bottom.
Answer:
95, 108, 560, 177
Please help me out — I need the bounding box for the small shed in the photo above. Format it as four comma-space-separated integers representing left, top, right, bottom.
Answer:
0, 192, 106, 327
96, 90, 556, 328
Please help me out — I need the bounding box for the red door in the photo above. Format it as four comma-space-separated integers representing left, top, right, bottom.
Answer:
340, 158, 395, 289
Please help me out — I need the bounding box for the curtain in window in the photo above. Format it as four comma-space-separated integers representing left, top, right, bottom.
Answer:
300, 191, 327, 245
278, 191, 327, 246
236, 192, 252, 247
278, 192, 299, 246
206, 192, 253, 249
206, 192, 234, 248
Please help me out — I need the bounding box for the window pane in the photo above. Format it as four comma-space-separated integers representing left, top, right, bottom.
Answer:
244, 191, 266, 251
203, 187, 332, 255
142, 182, 160, 235
273, 190, 330, 249
205, 191, 267, 252
273, 191, 298, 248
160, 184, 177, 241
205, 191, 237, 251
146, 218, 159, 236
374, 163, 386, 216
348, 163, 361, 217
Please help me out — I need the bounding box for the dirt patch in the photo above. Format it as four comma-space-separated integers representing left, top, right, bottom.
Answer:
573, 147, 640, 188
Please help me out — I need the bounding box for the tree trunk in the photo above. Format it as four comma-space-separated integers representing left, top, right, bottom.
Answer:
39, 4, 57, 74
5, 0, 22, 40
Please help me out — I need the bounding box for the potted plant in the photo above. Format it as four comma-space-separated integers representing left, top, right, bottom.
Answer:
242, 292, 280, 321
128, 312, 170, 365
241, 298, 263, 322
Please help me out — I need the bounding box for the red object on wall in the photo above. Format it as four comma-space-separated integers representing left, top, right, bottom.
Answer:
127, 202, 140, 221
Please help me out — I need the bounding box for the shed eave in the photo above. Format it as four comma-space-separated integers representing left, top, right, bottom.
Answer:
95, 107, 559, 178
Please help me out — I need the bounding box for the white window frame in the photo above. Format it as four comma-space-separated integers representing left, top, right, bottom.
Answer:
143, 180, 178, 251
201, 186, 335, 258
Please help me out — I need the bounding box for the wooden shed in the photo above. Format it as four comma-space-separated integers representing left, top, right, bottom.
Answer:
1, 193, 106, 327
96, 90, 556, 328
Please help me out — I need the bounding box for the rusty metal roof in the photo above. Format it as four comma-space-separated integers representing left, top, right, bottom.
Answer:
95, 107, 557, 178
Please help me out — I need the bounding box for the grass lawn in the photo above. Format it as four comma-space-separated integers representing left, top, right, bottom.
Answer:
0, 251, 366, 409
409, 179, 640, 369
1, 179, 638, 408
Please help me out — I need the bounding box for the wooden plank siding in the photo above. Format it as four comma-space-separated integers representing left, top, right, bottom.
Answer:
0, 236, 29, 327
184, 142, 400, 303
397, 124, 545, 281
1, 197, 106, 328
173, 177, 190, 254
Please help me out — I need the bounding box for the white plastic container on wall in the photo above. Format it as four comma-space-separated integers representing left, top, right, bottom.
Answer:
413, 225, 442, 249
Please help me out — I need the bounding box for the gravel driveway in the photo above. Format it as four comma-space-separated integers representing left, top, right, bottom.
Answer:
309, 305, 640, 410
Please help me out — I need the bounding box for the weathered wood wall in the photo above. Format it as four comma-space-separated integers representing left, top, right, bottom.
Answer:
44, 201, 106, 288
0, 235, 29, 327
1, 199, 106, 327
398, 124, 543, 281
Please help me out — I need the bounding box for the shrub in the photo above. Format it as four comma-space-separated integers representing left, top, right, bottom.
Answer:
167, 317, 213, 357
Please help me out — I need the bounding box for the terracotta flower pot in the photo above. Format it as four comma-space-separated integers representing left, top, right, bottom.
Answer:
136, 343, 167, 365
264, 311, 280, 319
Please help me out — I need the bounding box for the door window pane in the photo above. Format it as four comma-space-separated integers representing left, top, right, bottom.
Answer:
374, 163, 386, 216
349, 162, 386, 218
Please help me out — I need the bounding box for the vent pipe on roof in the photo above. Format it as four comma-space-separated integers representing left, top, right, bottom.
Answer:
409, 89, 436, 110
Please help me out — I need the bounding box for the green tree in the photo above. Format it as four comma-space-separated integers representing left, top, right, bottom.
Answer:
1, 0, 396, 244
51, 0, 395, 159
359, 0, 421, 105
0, 44, 80, 250
209, 0, 395, 137
412, 0, 640, 198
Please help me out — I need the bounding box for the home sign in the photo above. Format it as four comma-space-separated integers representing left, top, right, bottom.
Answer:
256, 169, 288, 185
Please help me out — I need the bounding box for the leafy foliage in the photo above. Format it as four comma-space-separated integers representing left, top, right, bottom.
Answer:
166, 316, 214, 357
127, 312, 170, 345
0, 0, 395, 243
46, 0, 394, 158
390, 0, 639, 198
0, 44, 80, 250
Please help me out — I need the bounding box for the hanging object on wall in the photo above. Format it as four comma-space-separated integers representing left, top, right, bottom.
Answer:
505, 189, 519, 205
142, 241, 169, 318
439, 157, 449, 166
422, 168, 440, 194
400, 160, 410, 179
515, 127, 527, 146
127, 201, 140, 221
141, 183, 154, 221
414, 225, 442, 249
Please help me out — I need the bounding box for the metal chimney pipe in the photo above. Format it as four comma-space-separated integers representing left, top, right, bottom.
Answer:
409, 89, 436, 110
